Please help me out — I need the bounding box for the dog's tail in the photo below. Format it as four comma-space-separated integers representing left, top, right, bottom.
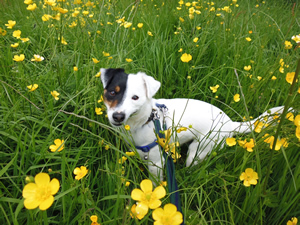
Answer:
231, 106, 287, 134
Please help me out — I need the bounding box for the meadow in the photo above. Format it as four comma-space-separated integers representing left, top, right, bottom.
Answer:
0, 0, 299, 224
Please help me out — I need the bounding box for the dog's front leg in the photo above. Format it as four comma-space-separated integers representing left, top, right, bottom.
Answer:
147, 146, 165, 183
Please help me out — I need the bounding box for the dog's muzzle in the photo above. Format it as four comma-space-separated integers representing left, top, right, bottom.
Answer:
112, 112, 125, 125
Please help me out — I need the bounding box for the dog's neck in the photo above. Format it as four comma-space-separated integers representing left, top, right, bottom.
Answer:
126, 99, 156, 131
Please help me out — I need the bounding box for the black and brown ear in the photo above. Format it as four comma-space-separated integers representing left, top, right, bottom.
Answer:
100, 68, 125, 88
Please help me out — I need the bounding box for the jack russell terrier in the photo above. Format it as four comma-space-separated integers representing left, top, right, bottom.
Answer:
100, 68, 284, 180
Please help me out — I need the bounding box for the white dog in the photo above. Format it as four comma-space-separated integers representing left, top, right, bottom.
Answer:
100, 68, 284, 180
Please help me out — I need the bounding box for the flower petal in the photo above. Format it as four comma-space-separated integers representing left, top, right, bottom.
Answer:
140, 179, 153, 193
24, 197, 41, 209
152, 207, 164, 221
148, 199, 162, 209
135, 202, 149, 219
172, 212, 184, 225
49, 178, 60, 195
152, 186, 166, 199
35, 173, 50, 187
163, 203, 177, 216
39, 195, 54, 210
131, 189, 144, 201
22, 183, 37, 199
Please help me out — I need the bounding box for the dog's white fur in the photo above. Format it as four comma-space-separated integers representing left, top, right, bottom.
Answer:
101, 69, 284, 180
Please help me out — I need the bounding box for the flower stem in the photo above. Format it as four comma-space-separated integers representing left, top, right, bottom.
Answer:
262, 58, 300, 194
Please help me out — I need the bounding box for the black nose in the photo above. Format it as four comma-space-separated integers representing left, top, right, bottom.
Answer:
112, 112, 125, 123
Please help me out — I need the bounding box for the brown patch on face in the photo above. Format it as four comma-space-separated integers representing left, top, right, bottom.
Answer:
104, 89, 107, 94
104, 98, 119, 109
115, 85, 120, 93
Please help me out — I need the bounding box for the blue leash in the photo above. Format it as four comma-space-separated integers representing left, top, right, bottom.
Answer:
153, 104, 184, 224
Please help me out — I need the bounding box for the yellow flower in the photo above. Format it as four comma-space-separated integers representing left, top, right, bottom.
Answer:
24, 0, 33, 4
130, 204, 148, 220
57, 8, 68, 14
131, 179, 166, 217
72, 10, 80, 17
238, 138, 255, 152
126, 151, 135, 156
102, 51, 110, 57
152, 203, 183, 225
233, 94, 240, 102
254, 120, 266, 133
124, 21, 132, 28
125, 181, 131, 187
284, 40, 293, 49
179, 17, 184, 22
44, 0, 56, 6
51, 91, 60, 100
287, 217, 298, 225
137, 23, 143, 28
226, 137, 236, 146
90, 215, 100, 225
291, 34, 300, 43
294, 115, 300, 127
95, 107, 103, 115
125, 58, 133, 62
286, 112, 294, 122
42, 14, 52, 21
0, 27, 7, 36
73, 166, 88, 180
178, 48, 183, 52
92, 58, 100, 63
10, 43, 19, 48
27, 3, 37, 11
27, 84, 38, 92
13, 54, 25, 62
60, 36, 67, 45
244, 65, 251, 71
22, 173, 59, 210
125, 125, 130, 130
73, 66, 78, 71
21, 37, 30, 43
95, 72, 101, 77
147, 31, 154, 36
296, 127, 300, 142
49, 139, 64, 152
176, 127, 187, 133
210, 84, 219, 93
239, 168, 258, 187
193, 37, 199, 43
245, 37, 252, 42
119, 156, 127, 164
263, 134, 288, 150
180, 53, 192, 63
13, 30, 21, 39
31, 54, 44, 62
286, 72, 296, 85
5, 20, 16, 29
97, 95, 103, 103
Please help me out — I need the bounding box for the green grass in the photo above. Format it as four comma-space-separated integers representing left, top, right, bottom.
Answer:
0, 0, 299, 224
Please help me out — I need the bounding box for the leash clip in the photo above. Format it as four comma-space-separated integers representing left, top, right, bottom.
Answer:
152, 108, 160, 121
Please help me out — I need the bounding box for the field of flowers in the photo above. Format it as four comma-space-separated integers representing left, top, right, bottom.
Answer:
0, 0, 299, 224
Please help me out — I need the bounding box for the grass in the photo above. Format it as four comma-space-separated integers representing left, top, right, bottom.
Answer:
0, 0, 299, 224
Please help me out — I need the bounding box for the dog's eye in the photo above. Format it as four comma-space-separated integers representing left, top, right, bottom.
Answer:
132, 95, 139, 100
109, 91, 116, 96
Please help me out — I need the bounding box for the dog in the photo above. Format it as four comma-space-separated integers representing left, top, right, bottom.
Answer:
100, 68, 284, 180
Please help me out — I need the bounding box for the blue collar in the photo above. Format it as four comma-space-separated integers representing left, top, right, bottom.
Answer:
135, 139, 158, 153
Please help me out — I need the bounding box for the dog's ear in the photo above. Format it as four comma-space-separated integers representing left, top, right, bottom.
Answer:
140, 72, 161, 98
100, 68, 125, 88
100, 68, 108, 87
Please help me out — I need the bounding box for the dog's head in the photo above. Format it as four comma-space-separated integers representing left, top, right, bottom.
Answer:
100, 68, 161, 127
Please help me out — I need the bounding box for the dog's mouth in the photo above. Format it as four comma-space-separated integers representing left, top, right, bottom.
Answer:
111, 122, 123, 127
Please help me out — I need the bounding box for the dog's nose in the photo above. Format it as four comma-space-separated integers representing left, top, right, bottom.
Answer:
112, 112, 125, 123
